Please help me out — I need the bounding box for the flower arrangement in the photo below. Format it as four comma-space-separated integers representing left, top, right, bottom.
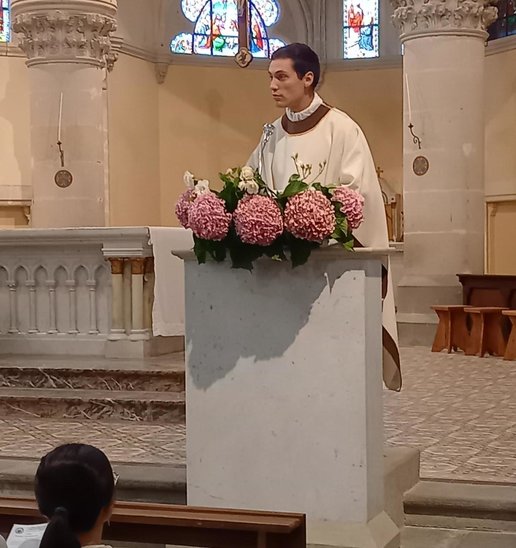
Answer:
175, 161, 364, 270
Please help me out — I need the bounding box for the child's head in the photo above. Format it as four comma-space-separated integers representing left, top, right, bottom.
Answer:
35, 444, 115, 548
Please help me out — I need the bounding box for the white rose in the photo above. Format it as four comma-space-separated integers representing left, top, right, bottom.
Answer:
195, 179, 210, 195
238, 180, 247, 191
183, 171, 195, 189
246, 181, 259, 195
241, 166, 255, 181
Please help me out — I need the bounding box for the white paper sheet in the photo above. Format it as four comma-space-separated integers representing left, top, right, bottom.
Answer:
6, 524, 47, 548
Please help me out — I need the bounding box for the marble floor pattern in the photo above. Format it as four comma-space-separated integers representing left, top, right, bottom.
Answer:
384, 346, 516, 484
0, 347, 514, 484
0, 418, 186, 466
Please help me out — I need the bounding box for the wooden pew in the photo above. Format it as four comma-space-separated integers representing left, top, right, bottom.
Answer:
0, 497, 306, 548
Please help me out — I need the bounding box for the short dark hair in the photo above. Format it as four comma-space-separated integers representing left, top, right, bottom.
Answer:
271, 43, 321, 89
35, 444, 115, 548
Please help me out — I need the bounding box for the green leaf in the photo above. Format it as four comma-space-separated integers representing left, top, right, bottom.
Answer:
193, 236, 207, 264
229, 244, 264, 271
288, 236, 318, 268
280, 178, 308, 200
207, 241, 227, 262
218, 173, 235, 186
263, 237, 287, 261
343, 238, 354, 251
218, 183, 239, 212
331, 225, 345, 241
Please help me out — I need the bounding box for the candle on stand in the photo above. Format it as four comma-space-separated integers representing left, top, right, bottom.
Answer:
57, 92, 63, 143
405, 74, 412, 123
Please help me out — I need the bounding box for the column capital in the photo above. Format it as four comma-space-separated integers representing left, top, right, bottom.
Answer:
391, 0, 498, 42
11, 0, 118, 68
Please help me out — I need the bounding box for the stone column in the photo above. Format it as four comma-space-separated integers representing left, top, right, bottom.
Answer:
391, 0, 497, 344
107, 258, 125, 340
11, 0, 118, 228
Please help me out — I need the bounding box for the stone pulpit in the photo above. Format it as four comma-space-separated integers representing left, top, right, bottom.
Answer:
177, 247, 399, 548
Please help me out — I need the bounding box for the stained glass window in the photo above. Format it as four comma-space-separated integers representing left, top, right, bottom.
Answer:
171, 0, 285, 58
487, 0, 516, 40
0, 0, 10, 43
343, 0, 379, 59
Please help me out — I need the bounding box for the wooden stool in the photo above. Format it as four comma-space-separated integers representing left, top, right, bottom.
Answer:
502, 310, 516, 361
465, 307, 508, 357
431, 305, 469, 353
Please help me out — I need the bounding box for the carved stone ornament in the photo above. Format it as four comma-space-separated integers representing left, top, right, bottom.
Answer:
391, 0, 498, 41
155, 62, 169, 85
11, 0, 118, 68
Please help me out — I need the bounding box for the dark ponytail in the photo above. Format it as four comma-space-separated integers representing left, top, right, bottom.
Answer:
40, 506, 80, 548
35, 444, 115, 548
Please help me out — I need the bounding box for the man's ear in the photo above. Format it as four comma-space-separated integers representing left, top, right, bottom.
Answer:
304, 71, 315, 89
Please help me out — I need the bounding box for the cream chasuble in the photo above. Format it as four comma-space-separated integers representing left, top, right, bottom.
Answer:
248, 101, 402, 392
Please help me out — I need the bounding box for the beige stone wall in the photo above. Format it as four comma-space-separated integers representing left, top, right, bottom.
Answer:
158, 63, 276, 226
0, 56, 31, 203
485, 48, 516, 201
484, 48, 516, 273
107, 54, 161, 226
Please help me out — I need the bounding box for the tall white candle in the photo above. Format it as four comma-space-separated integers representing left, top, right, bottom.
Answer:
57, 92, 63, 142
405, 74, 412, 122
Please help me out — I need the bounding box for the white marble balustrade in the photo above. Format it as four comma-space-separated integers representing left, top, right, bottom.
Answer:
0, 227, 188, 357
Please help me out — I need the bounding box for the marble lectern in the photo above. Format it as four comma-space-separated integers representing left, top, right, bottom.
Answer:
177, 247, 399, 548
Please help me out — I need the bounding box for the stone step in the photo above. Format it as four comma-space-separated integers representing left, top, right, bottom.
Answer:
404, 480, 516, 532
0, 457, 186, 505
0, 366, 185, 392
0, 388, 185, 423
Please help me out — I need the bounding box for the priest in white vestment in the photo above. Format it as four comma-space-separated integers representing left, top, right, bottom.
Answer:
248, 43, 401, 391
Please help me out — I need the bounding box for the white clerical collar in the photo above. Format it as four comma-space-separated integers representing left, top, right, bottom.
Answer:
286, 93, 324, 122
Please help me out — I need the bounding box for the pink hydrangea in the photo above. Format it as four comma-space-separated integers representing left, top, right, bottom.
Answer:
332, 187, 365, 230
284, 190, 336, 242
233, 195, 283, 246
187, 193, 232, 241
175, 189, 196, 229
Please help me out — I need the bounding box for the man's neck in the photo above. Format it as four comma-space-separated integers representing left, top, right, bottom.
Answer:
289, 93, 315, 113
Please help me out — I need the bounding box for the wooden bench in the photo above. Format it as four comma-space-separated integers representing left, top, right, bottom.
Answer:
502, 310, 516, 361
465, 307, 508, 357
431, 305, 469, 353
0, 497, 306, 548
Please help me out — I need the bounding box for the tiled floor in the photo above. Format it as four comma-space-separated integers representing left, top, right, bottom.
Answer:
0, 347, 514, 484
385, 347, 516, 484
0, 418, 185, 466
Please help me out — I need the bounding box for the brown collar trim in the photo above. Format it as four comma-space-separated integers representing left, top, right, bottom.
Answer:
281, 104, 332, 135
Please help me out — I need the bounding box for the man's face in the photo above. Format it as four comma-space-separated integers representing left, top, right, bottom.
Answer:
268, 58, 313, 109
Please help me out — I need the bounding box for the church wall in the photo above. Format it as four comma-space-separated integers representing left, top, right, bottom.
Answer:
484, 48, 516, 273
0, 56, 31, 212
158, 63, 403, 226
484, 48, 516, 200
107, 54, 162, 226
158, 64, 277, 226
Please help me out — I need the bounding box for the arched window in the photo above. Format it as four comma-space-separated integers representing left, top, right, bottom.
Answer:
343, 0, 379, 59
171, 0, 285, 58
487, 0, 516, 40
0, 0, 10, 42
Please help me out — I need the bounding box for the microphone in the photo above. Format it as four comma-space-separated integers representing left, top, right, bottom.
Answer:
258, 123, 275, 178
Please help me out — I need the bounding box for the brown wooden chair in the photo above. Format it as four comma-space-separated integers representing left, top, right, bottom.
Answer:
465, 307, 508, 357
431, 305, 469, 353
502, 310, 516, 361
0, 497, 306, 548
